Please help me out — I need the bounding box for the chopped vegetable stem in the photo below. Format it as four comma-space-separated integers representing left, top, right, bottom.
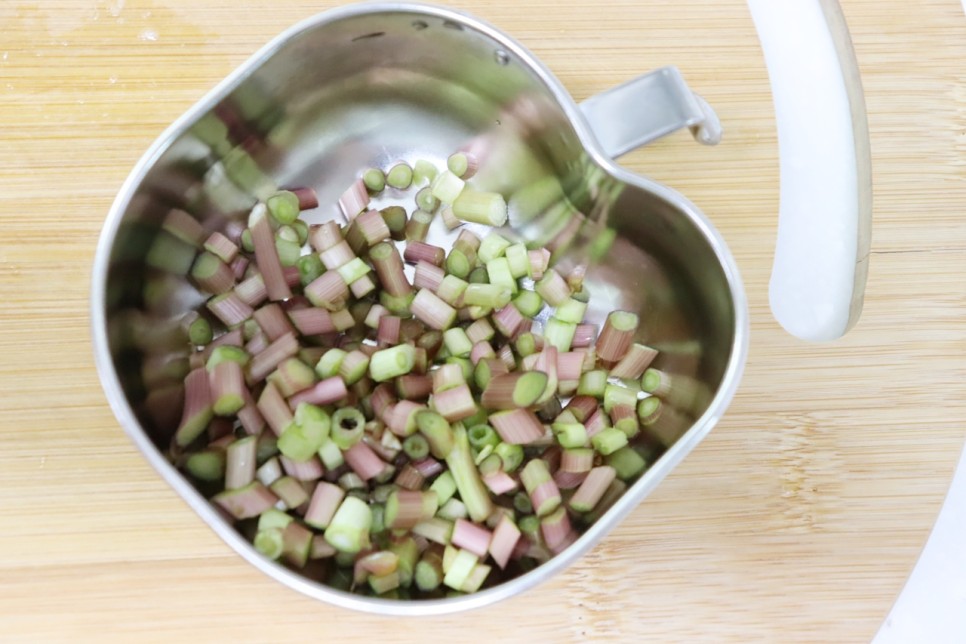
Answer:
324, 496, 372, 554
445, 425, 494, 522
167, 148, 668, 600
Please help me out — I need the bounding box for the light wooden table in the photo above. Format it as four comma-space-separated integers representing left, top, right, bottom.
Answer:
1, 1, 963, 641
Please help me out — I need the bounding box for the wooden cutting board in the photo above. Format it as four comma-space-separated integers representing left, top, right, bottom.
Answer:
1, 0, 963, 640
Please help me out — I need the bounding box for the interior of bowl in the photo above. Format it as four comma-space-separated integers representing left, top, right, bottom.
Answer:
97, 5, 740, 607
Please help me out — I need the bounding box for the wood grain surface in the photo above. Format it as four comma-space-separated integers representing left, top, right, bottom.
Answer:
1, 0, 964, 641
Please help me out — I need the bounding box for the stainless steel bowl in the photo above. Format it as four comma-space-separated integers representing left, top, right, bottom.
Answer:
91, 2, 748, 615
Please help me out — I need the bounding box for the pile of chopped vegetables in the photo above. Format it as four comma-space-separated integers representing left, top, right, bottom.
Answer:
170, 151, 677, 598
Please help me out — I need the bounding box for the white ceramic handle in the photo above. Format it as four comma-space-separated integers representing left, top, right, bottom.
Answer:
748, 0, 871, 341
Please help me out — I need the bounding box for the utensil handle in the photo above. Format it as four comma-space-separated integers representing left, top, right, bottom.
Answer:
578, 66, 722, 158
751, 0, 872, 341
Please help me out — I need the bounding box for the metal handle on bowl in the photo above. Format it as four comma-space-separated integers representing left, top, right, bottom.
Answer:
578, 66, 722, 158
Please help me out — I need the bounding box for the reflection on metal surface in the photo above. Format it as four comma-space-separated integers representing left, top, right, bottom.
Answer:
91, 3, 747, 615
